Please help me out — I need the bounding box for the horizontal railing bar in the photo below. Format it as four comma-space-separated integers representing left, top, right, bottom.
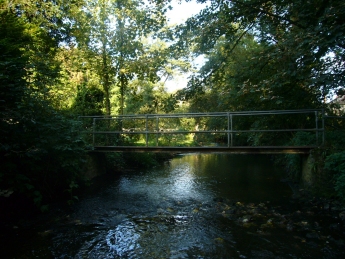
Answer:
95, 112, 319, 120
79, 109, 323, 120
324, 116, 345, 119
93, 146, 317, 149
228, 129, 323, 133
90, 128, 323, 134
91, 146, 315, 154
80, 109, 325, 151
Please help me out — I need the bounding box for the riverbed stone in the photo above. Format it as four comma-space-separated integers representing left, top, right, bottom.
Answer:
339, 211, 345, 221
306, 232, 319, 239
286, 222, 294, 232
250, 250, 276, 259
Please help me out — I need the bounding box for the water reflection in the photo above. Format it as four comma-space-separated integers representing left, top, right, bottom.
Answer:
170, 153, 291, 203
69, 154, 293, 258
166, 163, 206, 201
66, 153, 293, 258
3, 154, 344, 258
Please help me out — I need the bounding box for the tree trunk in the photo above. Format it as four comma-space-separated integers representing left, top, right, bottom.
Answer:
102, 43, 111, 116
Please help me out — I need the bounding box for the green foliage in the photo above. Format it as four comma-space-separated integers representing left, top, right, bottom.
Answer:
0, 10, 29, 109
125, 81, 177, 114
324, 152, 345, 175
71, 85, 104, 116
0, 0, 180, 212
324, 151, 345, 201
334, 173, 345, 202
123, 153, 159, 169
105, 152, 126, 171
175, 0, 344, 114
289, 132, 317, 146
51, 47, 93, 110
274, 154, 301, 181
66, 181, 80, 206
0, 5, 88, 210
72, 0, 171, 115
0, 97, 87, 207
275, 132, 318, 181
324, 118, 345, 151
122, 152, 173, 170
3, 0, 343, 208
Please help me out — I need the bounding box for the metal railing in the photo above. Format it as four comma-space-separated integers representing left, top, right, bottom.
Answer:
78, 109, 325, 151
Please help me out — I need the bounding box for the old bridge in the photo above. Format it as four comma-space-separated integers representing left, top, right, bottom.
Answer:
79, 109, 326, 154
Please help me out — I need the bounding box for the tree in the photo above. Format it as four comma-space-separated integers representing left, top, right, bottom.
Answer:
72, 0, 169, 115
0, 10, 28, 113
175, 0, 345, 109
1, 0, 86, 104
125, 80, 177, 114
172, 0, 345, 146
0, 2, 87, 210
123, 38, 189, 115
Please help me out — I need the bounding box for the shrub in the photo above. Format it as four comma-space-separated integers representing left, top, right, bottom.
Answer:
324, 151, 345, 201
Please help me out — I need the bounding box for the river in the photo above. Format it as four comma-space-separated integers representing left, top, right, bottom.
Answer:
1, 154, 344, 258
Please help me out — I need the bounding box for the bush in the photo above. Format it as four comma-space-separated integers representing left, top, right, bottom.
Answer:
289, 131, 317, 146
324, 151, 345, 201
276, 132, 317, 179
0, 98, 87, 210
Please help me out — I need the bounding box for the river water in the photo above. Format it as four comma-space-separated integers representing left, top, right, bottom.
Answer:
1, 154, 345, 258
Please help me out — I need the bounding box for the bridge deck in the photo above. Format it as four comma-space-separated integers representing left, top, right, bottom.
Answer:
91, 146, 314, 154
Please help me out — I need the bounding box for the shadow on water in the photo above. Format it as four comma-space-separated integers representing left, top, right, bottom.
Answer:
1, 154, 344, 258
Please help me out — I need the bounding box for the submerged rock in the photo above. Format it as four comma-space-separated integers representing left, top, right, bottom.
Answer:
306, 232, 319, 239
339, 211, 345, 221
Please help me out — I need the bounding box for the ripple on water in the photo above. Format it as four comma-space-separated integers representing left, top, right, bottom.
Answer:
106, 221, 141, 258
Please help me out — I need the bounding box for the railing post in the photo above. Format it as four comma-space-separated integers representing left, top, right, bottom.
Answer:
227, 113, 230, 147
227, 113, 233, 147
145, 115, 148, 147
230, 114, 233, 146
156, 116, 159, 146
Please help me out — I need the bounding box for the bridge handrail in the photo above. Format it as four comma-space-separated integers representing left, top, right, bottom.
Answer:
90, 129, 324, 134
78, 109, 325, 149
78, 109, 323, 120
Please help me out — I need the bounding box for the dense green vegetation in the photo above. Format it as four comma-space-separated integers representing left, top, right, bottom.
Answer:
0, 0, 179, 211
173, 0, 345, 201
1, 0, 345, 213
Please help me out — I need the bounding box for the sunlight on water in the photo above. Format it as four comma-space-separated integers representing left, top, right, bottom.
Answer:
106, 221, 141, 257
167, 164, 201, 200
